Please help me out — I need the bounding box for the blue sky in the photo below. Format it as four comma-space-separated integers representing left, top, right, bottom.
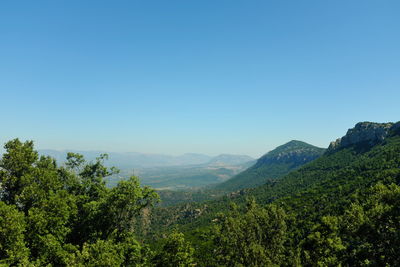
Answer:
1, 1, 399, 157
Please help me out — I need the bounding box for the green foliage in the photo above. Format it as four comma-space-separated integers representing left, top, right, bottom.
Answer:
69, 239, 125, 266
0, 139, 38, 204
156, 189, 216, 207
26, 190, 77, 264
153, 231, 195, 267
342, 183, 400, 266
66, 152, 85, 170
0, 202, 29, 265
213, 200, 287, 266
66, 235, 150, 267
0, 138, 159, 266
100, 176, 160, 237
301, 216, 345, 266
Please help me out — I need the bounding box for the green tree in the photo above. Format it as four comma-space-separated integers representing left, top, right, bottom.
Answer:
0, 139, 158, 265
0, 139, 38, 205
67, 235, 150, 267
214, 199, 287, 266
69, 239, 125, 267
26, 190, 77, 265
0, 201, 29, 265
77, 153, 118, 201
153, 231, 195, 267
66, 152, 85, 170
343, 183, 400, 266
101, 176, 159, 237
301, 215, 346, 266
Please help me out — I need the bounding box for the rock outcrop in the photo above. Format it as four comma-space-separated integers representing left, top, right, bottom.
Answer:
328, 122, 396, 151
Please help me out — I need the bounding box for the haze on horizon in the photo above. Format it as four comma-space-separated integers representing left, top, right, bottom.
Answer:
1, 1, 399, 158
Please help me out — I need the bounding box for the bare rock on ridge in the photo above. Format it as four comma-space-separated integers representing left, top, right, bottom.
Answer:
328, 122, 394, 151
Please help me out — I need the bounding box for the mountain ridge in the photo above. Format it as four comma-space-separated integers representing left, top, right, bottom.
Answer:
38, 149, 253, 169
214, 140, 326, 192
143, 121, 400, 267
328, 121, 397, 152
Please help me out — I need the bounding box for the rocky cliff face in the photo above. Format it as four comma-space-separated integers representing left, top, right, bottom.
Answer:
328, 122, 396, 151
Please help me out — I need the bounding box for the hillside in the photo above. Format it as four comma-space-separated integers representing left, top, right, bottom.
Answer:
143, 121, 400, 265
152, 122, 400, 229
247, 121, 400, 209
151, 141, 322, 206
214, 140, 325, 192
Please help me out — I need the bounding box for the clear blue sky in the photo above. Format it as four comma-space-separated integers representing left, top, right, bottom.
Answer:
1, 1, 399, 157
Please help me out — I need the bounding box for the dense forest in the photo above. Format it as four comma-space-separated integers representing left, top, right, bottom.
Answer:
1, 121, 400, 266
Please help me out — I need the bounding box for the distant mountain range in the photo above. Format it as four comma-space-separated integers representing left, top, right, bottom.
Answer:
38, 149, 255, 190
205, 154, 254, 166
38, 150, 254, 169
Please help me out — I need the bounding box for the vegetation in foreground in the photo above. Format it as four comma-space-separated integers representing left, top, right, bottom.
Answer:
0, 139, 194, 266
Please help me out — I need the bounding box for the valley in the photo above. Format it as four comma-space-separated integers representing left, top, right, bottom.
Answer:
38, 150, 255, 190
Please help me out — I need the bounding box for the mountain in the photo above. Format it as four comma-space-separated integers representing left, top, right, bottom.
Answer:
38, 150, 212, 168
151, 143, 320, 205
39, 149, 216, 170
38, 150, 253, 170
205, 154, 254, 166
328, 121, 395, 151
214, 140, 325, 192
137, 122, 400, 266
147, 122, 400, 234
244, 121, 400, 207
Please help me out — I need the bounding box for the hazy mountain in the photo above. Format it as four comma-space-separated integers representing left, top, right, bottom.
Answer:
205, 154, 254, 166
38, 150, 213, 168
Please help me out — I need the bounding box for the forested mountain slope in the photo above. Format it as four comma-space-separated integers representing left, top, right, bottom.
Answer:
214, 140, 325, 192
146, 121, 400, 266
151, 122, 399, 230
